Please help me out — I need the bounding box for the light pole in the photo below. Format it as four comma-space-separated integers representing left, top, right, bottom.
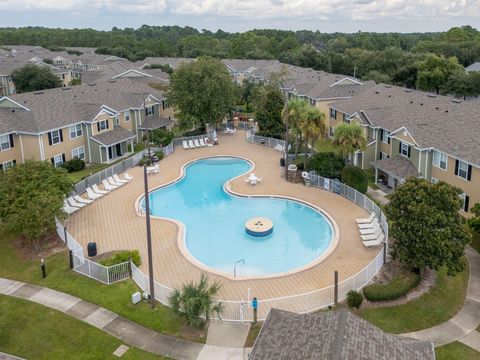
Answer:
143, 165, 155, 308
284, 91, 289, 180
142, 92, 152, 161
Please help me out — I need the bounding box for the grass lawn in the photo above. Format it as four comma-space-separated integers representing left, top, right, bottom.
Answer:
359, 265, 469, 333
0, 295, 168, 360
365, 169, 380, 190
244, 323, 262, 347
314, 138, 336, 153
0, 229, 206, 343
436, 341, 480, 360
67, 163, 110, 183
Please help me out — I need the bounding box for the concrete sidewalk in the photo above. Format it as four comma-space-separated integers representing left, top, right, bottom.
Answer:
0, 278, 204, 360
402, 246, 480, 348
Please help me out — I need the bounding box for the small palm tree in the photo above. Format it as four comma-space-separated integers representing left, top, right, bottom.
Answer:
299, 107, 327, 167
169, 274, 223, 328
282, 98, 309, 156
332, 123, 366, 163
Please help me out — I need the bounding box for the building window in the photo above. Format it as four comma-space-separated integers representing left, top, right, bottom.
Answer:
113, 115, 119, 126
69, 124, 83, 139
146, 106, 155, 116
399, 142, 410, 158
72, 146, 85, 160
124, 111, 130, 121
329, 127, 334, 137
51, 154, 65, 168
342, 113, 351, 123
455, 160, 472, 181
459, 193, 470, 212
431, 177, 439, 184
432, 150, 447, 170
48, 129, 63, 145
97, 120, 109, 132
380, 129, 390, 144
330, 108, 337, 120
380, 152, 389, 160
0, 159, 16, 171
0, 134, 14, 151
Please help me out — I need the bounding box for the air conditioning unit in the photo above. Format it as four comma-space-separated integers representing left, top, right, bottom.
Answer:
132, 292, 141, 305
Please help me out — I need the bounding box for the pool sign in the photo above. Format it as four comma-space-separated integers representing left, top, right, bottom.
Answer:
252, 297, 258, 309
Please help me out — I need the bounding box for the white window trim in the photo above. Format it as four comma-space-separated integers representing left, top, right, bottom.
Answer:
2, 160, 15, 170
431, 177, 439, 184
0, 134, 11, 151
146, 106, 154, 116
53, 154, 64, 168
457, 160, 469, 180
381, 130, 390, 144
124, 111, 130, 122
432, 150, 448, 171
50, 130, 62, 145
400, 142, 409, 157
71, 146, 85, 160
98, 120, 108, 132
69, 124, 83, 140
459, 193, 468, 212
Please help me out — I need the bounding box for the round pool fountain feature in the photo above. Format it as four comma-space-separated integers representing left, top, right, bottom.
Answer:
245, 217, 273, 237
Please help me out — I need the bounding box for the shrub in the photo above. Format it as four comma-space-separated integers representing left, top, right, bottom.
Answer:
155, 151, 164, 161
138, 157, 152, 166
363, 272, 421, 302
346, 290, 363, 309
61, 158, 86, 173
183, 126, 205, 137
306, 152, 345, 179
100, 250, 141, 267
150, 128, 174, 147
341, 165, 368, 194
468, 217, 480, 233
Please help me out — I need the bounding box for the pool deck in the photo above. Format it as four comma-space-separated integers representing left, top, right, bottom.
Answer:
67, 131, 380, 302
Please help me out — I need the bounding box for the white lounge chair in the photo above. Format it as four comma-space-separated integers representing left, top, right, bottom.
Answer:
102, 179, 117, 191
199, 138, 207, 147
356, 213, 375, 224
113, 174, 128, 184
256, 176, 262, 184
74, 195, 93, 205
205, 138, 213, 147
124, 173, 133, 181
183, 140, 189, 150
363, 234, 385, 247
108, 176, 123, 187
68, 197, 86, 208
92, 184, 109, 195
192, 139, 200, 147
277, 145, 285, 152
147, 164, 160, 174
361, 228, 383, 241
86, 187, 103, 199
358, 219, 379, 229
360, 223, 380, 235
188, 140, 195, 149
63, 200, 78, 215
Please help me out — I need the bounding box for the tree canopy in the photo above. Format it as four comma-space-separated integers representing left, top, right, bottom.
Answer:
168, 56, 238, 129
251, 83, 285, 136
0, 161, 73, 249
332, 123, 366, 160
11, 65, 63, 93
385, 178, 471, 275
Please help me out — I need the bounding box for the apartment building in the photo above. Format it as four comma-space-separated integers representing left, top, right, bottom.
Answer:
328, 84, 480, 213
0, 78, 174, 169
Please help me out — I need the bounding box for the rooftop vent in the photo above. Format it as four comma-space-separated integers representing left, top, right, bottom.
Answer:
435, 107, 439, 110
11, 109, 15, 113
420, 103, 423, 106
385, 85, 392, 88
33, 91, 44, 95
88, 83, 96, 86
452, 99, 462, 103
445, 110, 449, 113
375, 90, 380, 94
427, 94, 437, 98
410, 100, 413, 104
61, 87, 71, 90
388, 95, 392, 97
404, 89, 413, 93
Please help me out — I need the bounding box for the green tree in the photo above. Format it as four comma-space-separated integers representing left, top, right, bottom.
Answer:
386, 178, 471, 275
168, 57, 238, 130
341, 165, 368, 194
169, 274, 223, 328
0, 161, 73, 250
306, 152, 345, 179
332, 123, 366, 162
443, 71, 480, 99
12, 65, 62, 93
298, 106, 327, 168
252, 84, 285, 135
282, 99, 309, 156
416, 54, 463, 94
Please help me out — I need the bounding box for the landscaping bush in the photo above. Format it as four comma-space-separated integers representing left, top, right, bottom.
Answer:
363, 272, 421, 302
155, 151, 164, 161
182, 126, 205, 137
138, 157, 152, 166
61, 158, 85, 173
306, 152, 345, 179
341, 165, 368, 194
100, 250, 141, 267
347, 290, 363, 309
150, 128, 174, 147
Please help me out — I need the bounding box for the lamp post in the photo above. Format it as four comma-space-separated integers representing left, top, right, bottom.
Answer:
284, 91, 289, 180
143, 165, 155, 308
142, 92, 152, 161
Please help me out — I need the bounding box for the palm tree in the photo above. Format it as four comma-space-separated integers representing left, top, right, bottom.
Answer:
169, 274, 223, 328
332, 123, 366, 163
281, 98, 309, 156
300, 107, 327, 167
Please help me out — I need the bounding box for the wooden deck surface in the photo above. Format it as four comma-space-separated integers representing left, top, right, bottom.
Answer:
67, 131, 380, 301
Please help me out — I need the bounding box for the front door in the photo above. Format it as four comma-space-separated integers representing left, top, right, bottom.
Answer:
108, 146, 113, 161
116, 143, 122, 157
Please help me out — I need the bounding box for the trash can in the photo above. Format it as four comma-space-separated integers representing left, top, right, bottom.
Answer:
87, 242, 97, 257
280, 157, 285, 167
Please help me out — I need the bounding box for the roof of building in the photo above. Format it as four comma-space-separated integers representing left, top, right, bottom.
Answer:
138, 116, 173, 130
465, 62, 480, 72
330, 84, 480, 167
371, 156, 420, 180
249, 308, 434, 360
91, 126, 136, 146
0, 78, 166, 134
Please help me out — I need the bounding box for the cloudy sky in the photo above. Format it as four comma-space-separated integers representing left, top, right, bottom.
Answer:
1, 0, 479, 33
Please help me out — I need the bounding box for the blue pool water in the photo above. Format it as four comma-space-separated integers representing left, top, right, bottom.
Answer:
142, 157, 334, 277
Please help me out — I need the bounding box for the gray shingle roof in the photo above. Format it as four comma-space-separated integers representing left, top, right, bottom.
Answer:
465, 62, 480, 72
138, 116, 173, 130
250, 308, 434, 360
331, 84, 480, 167
371, 156, 420, 180
91, 126, 135, 146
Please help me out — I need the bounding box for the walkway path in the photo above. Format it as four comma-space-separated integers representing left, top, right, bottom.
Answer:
402, 246, 480, 348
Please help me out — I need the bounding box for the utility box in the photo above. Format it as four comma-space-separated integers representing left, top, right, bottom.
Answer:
87, 242, 97, 257
132, 292, 141, 305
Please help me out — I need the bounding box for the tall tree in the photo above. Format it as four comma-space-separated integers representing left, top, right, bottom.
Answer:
11, 65, 62, 93
416, 54, 463, 94
168, 57, 238, 130
281, 99, 309, 156
332, 123, 366, 162
0, 161, 73, 250
298, 107, 327, 168
253, 84, 285, 135
386, 178, 471, 275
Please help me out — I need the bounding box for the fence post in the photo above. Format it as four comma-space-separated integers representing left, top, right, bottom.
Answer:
107, 266, 110, 285
334, 271, 339, 305
128, 257, 132, 278
69, 250, 73, 269
64, 226, 68, 247
383, 242, 387, 264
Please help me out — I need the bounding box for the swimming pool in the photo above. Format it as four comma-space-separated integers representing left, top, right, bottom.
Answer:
141, 157, 335, 278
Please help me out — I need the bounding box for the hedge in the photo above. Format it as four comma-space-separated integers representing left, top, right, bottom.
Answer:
100, 250, 141, 267
306, 152, 345, 179
341, 165, 368, 194
363, 272, 421, 302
